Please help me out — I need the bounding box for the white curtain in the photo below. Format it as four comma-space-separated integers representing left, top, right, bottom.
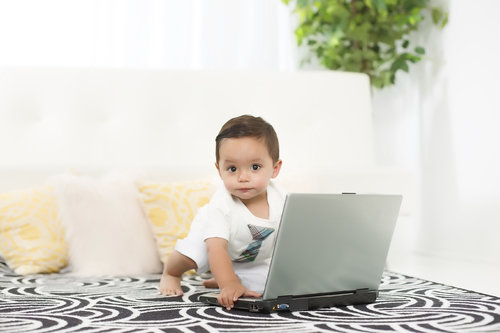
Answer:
423, 0, 500, 264
0, 0, 297, 70
373, 0, 500, 269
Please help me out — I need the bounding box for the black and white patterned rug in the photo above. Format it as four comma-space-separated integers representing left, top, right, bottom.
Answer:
0, 260, 499, 332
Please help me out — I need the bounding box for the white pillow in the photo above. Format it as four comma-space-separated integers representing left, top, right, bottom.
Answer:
52, 172, 162, 275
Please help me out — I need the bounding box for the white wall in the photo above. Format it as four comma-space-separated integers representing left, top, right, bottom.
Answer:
373, 0, 500, 294
422, 0, 500, 264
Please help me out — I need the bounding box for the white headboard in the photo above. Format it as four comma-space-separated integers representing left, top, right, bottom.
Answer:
0, 68, 414, 213
0, 68, 377, 187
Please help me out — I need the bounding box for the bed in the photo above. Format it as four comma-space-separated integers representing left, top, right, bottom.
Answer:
2, 68, 498, 332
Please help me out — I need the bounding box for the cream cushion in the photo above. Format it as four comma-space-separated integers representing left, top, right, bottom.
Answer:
52, 173, 162, 275
0, 186, 68, 274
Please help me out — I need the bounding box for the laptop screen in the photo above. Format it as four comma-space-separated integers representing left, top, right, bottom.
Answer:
262, 193, 402, 300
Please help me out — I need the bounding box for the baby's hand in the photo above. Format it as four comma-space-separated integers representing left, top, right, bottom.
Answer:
217, 281, 261, 310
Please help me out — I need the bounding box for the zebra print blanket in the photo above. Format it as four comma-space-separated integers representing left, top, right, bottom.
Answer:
0, 259, 499, 332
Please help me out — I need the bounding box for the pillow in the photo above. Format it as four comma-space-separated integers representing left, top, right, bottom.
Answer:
138, 178, 216, 264
52, 173, 162, 276
0, 186, 68, 274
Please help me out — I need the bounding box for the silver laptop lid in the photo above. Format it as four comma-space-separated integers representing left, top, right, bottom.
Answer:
262, 193, 402, 300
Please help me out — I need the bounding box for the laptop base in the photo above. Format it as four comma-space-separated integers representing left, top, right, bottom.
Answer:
199, 289, 378, 313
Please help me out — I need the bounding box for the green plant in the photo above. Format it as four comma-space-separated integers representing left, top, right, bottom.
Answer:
282, 0, 448, 89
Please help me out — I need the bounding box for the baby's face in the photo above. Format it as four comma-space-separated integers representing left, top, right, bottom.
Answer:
216, 136, 281, 204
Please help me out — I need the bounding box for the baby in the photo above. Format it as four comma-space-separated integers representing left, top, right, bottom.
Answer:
160, 115, 286, 310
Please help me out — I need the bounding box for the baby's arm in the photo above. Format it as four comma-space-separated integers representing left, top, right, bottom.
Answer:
206, 237, 261, 310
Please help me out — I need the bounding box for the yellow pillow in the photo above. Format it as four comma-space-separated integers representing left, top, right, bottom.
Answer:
0, 186, 68, 274
138, 179, 215, 264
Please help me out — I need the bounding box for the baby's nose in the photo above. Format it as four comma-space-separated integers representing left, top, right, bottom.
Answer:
238, 170, 250, 181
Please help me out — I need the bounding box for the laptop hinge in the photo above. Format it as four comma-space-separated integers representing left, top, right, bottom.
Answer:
276, 288, 375, 300
355, 288, 370, 293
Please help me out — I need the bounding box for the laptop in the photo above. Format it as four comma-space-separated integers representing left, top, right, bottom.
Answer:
198, 193, 402, 313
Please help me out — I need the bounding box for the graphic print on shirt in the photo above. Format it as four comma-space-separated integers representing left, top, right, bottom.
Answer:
234, 224, 275, 263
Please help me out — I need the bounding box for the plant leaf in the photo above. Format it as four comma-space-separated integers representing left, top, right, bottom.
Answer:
431, 7, 443, 25
441, 13, 449, 28
414, 46, 425, 55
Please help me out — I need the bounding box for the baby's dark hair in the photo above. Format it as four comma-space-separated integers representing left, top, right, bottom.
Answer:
215, 115, 280, 163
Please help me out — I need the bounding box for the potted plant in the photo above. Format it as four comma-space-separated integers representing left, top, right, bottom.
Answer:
282, 0, 448, 89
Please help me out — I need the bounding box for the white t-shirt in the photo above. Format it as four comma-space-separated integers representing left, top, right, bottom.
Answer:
175, 180, 287, 293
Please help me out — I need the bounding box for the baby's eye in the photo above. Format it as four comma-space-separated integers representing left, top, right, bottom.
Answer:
251, 164, 261, 171
228, 166, 237, 173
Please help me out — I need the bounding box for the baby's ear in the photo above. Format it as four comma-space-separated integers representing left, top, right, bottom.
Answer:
215, 162, 221, 176
272, 160, 282, 178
